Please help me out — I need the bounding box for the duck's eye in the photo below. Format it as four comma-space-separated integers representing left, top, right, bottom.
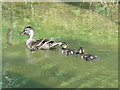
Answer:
25, 30, 30, 33
26, 28, 31, 31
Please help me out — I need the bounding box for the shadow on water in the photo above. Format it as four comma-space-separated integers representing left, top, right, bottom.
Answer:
2, 39, 118, 88
2, 71, 50, 88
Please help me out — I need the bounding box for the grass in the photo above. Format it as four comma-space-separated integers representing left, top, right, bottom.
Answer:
2, 2, 118, 88
2, 2, 118, 48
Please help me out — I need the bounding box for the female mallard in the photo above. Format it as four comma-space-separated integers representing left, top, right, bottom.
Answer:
18, 26, 62, 51
60, 42, 78, 56
77, 47, 100, 61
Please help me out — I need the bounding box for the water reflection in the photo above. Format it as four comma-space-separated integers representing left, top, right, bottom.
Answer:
2, 43, 118, 88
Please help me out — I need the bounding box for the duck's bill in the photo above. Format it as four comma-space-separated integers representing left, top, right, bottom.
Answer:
18, 31, 25, 35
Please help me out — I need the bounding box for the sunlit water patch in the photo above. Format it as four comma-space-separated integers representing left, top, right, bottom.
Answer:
2, 43, 118, 88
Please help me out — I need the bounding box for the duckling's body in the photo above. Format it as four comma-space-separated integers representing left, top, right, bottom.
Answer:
80, 53, 100, 61
78, 47, 100, 61
18, 26, 62, 51
61, 42, 77, 56
61, 48, 76, 56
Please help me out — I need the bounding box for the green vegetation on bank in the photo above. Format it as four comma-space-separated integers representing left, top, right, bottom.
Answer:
2, 2, 118, 47
2, 2, 118, 88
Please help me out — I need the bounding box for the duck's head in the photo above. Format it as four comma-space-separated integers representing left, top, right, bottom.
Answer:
61, 42, 68, 49
78, 47, 85, 54
18, 26, 34, 36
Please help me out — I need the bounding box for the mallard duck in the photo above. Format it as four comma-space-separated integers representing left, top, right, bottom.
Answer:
77, 47, 100, 61
18, 26, 62, 51
60, 42, 78, 56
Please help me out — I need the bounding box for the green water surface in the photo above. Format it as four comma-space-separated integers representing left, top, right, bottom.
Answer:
2, 41, 118, 88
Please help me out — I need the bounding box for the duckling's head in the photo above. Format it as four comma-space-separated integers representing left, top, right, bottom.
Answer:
18, 26, 34, 36
61, 42, 68, 49
78, 47, 85, 54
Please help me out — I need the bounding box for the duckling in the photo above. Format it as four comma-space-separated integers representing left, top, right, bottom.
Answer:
18, 26, 62, 51
78, 47, 100, 61
60, 42, 77, 56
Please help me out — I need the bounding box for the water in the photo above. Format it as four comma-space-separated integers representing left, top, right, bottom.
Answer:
2, 42, 118, 88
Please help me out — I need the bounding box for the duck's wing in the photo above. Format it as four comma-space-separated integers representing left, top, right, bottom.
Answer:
35, 38, 54, 47
43, 37, 60, 42
33, 37, 59, 48
30, 39, 43, 46
42, 38, 54, 43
